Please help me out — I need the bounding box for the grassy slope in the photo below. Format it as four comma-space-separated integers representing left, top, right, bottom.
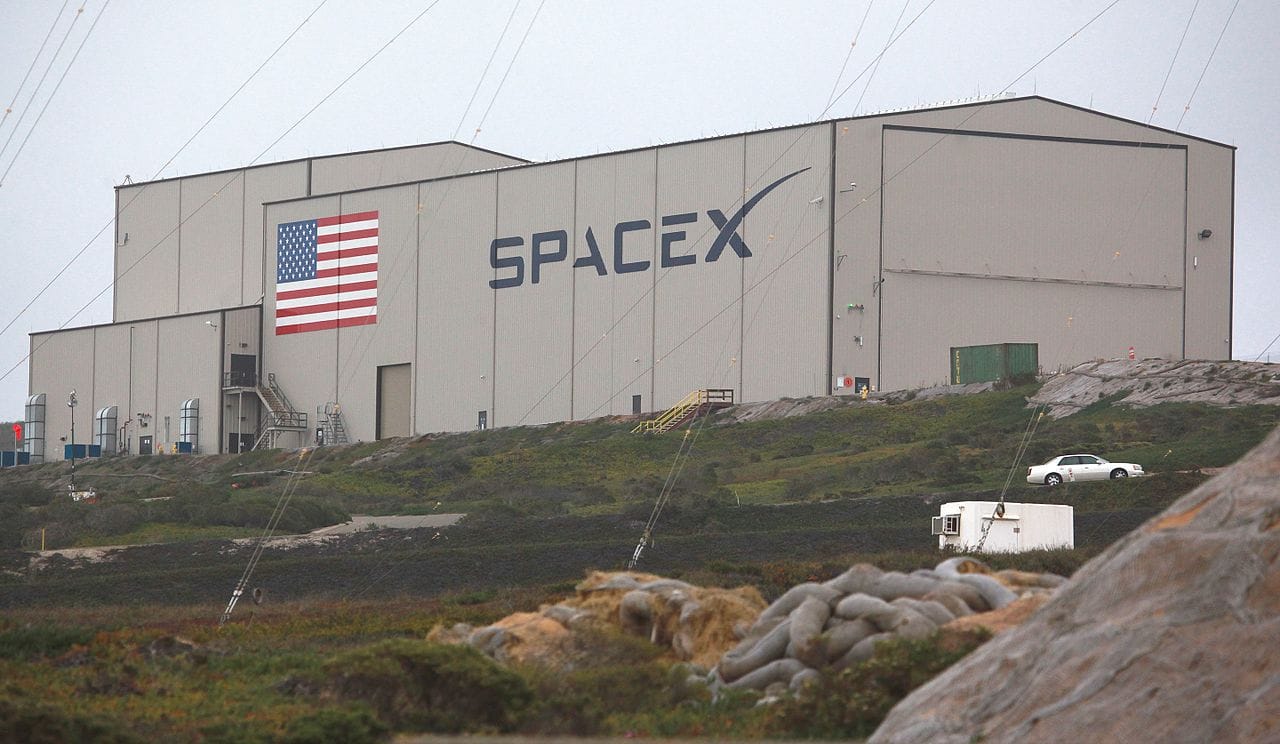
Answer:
0, 387, 1276, 740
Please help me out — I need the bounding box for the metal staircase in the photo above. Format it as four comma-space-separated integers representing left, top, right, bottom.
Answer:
250, 373, 307, 450
631, 389, 735, 433
317, 402, 350, 446
222, 372, 307, 451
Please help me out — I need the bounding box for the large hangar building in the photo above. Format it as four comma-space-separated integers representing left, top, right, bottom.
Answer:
25, 96, 1234, 459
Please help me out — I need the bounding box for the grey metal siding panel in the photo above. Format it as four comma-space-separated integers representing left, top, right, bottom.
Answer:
114, 181, 181, 322
881, 273, 1181, 389
242, 162, 311, 307
28, 329, 95, 460
1182, 144, 1234, 360
310, 143, 523, 194
653, 136, 746, 410
261, 196, 344, 448
156, 313, 222, 452
334, 185, 419, 442
741, 125, 832, 403
571, 150, 656, 417
91, 324, 131, 447
178, 172, 246, 314
416, 173, 497, 433
493, 162, 576, 426
127, 321, 159, 449
831, 118, 884, 393
881, 128, 1186, 288
221, 306, 262, 379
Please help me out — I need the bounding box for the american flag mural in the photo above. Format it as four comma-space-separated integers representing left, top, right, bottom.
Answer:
274, 211, 379, 335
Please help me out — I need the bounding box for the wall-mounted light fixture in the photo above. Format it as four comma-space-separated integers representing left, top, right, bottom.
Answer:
838, 182, 857, 193
205, 320, 218, 330
1198, 228, 1212, 240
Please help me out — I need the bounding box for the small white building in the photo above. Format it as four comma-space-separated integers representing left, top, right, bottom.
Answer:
933, 501, 1074, 553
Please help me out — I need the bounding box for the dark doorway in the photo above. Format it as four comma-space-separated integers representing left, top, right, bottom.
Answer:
477, 410, 488, 430
227, 432, 254, 453
229, 354, 257, 387
632, 394, 642, 415
139, 435, 153, 455
855, 377, 871, 394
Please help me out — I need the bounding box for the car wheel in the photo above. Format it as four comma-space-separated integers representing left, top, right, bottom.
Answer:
1110, 469, 1128, 479
1045, 473, 1062, 486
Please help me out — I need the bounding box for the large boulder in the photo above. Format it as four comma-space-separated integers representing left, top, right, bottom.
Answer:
871, 425, 1280, 744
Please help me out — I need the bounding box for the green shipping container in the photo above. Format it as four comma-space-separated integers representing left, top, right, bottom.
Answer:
949, 343, 1039, 384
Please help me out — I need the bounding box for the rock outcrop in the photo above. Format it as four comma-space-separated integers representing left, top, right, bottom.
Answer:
1029, 358, 1280, 418
871, 424, 1280, 744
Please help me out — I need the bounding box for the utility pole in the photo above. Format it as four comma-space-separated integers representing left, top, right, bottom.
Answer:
67, 390, 77, 493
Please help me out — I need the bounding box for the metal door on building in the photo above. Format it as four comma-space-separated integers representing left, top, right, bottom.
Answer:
228, 353, 256, 387
139, 435, 153, 455
227, 433, 254, 453
376, 363, 411, 439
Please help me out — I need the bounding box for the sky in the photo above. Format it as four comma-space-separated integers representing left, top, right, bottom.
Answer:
0, 0, 1276, 421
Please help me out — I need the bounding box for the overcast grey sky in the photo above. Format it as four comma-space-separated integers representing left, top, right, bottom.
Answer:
0, 0, 1275, 421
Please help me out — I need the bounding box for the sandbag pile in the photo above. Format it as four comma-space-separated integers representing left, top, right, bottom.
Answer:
429, 570, 766, 669
711, 558, 1065, 693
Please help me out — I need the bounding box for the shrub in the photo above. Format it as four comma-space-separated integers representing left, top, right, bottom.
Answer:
0, 625, 94, 660
316, 640, 532, 733
281, 705, 388, 744
0, 697, 139, 744
765, 629, 989, 739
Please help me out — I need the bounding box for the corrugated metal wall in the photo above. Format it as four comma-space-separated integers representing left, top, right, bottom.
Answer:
335, 184, 420, 441
261, 195, 343, 449
37, 96, 1232, 449
653, 136, 747, 408
114, 181, 181, 322
572, 149, 657, 417
242, 163, 310, 306
493, 162, 577, 426
179, 172, 246, 314
877, 126, 1187, 387
416, 173, 498, 433
740, 126, 832, 402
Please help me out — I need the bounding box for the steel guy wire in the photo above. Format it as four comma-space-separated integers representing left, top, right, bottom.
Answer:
580, 0, 1126, 420
0, 0, 330, 343
0, 1, 110, 188
335, 0, 546, 403
0, 1, 70, 137
0, 0, 449, 385
1175, 0, 1240, 132
0, 2, 83, 168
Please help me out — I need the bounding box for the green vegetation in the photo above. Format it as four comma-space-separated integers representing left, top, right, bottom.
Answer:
0, 384, 1275, 740
3, 387, 1275, 552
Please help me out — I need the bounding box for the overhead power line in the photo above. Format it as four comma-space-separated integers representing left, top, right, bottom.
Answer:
0, 0, 330, 344
0, 1, 70, 137
0, 2, 85, 172
1175, 0, 1240, 131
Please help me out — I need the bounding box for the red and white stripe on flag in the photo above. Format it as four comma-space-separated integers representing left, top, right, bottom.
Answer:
275, 211, 379, 335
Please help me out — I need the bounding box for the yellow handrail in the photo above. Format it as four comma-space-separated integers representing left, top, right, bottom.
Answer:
631, 389, 733, 433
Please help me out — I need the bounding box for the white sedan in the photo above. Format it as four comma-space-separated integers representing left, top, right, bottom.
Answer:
1027, 454, 1144, 486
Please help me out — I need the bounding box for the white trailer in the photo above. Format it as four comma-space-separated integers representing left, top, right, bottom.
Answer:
932, 501, 1073, 553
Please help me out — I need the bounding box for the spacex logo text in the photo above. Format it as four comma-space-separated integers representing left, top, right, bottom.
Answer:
489, 167, 809, 289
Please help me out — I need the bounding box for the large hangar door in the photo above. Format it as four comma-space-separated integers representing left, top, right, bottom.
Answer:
878, 126, 1186, 389
376, 363, 411, 439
